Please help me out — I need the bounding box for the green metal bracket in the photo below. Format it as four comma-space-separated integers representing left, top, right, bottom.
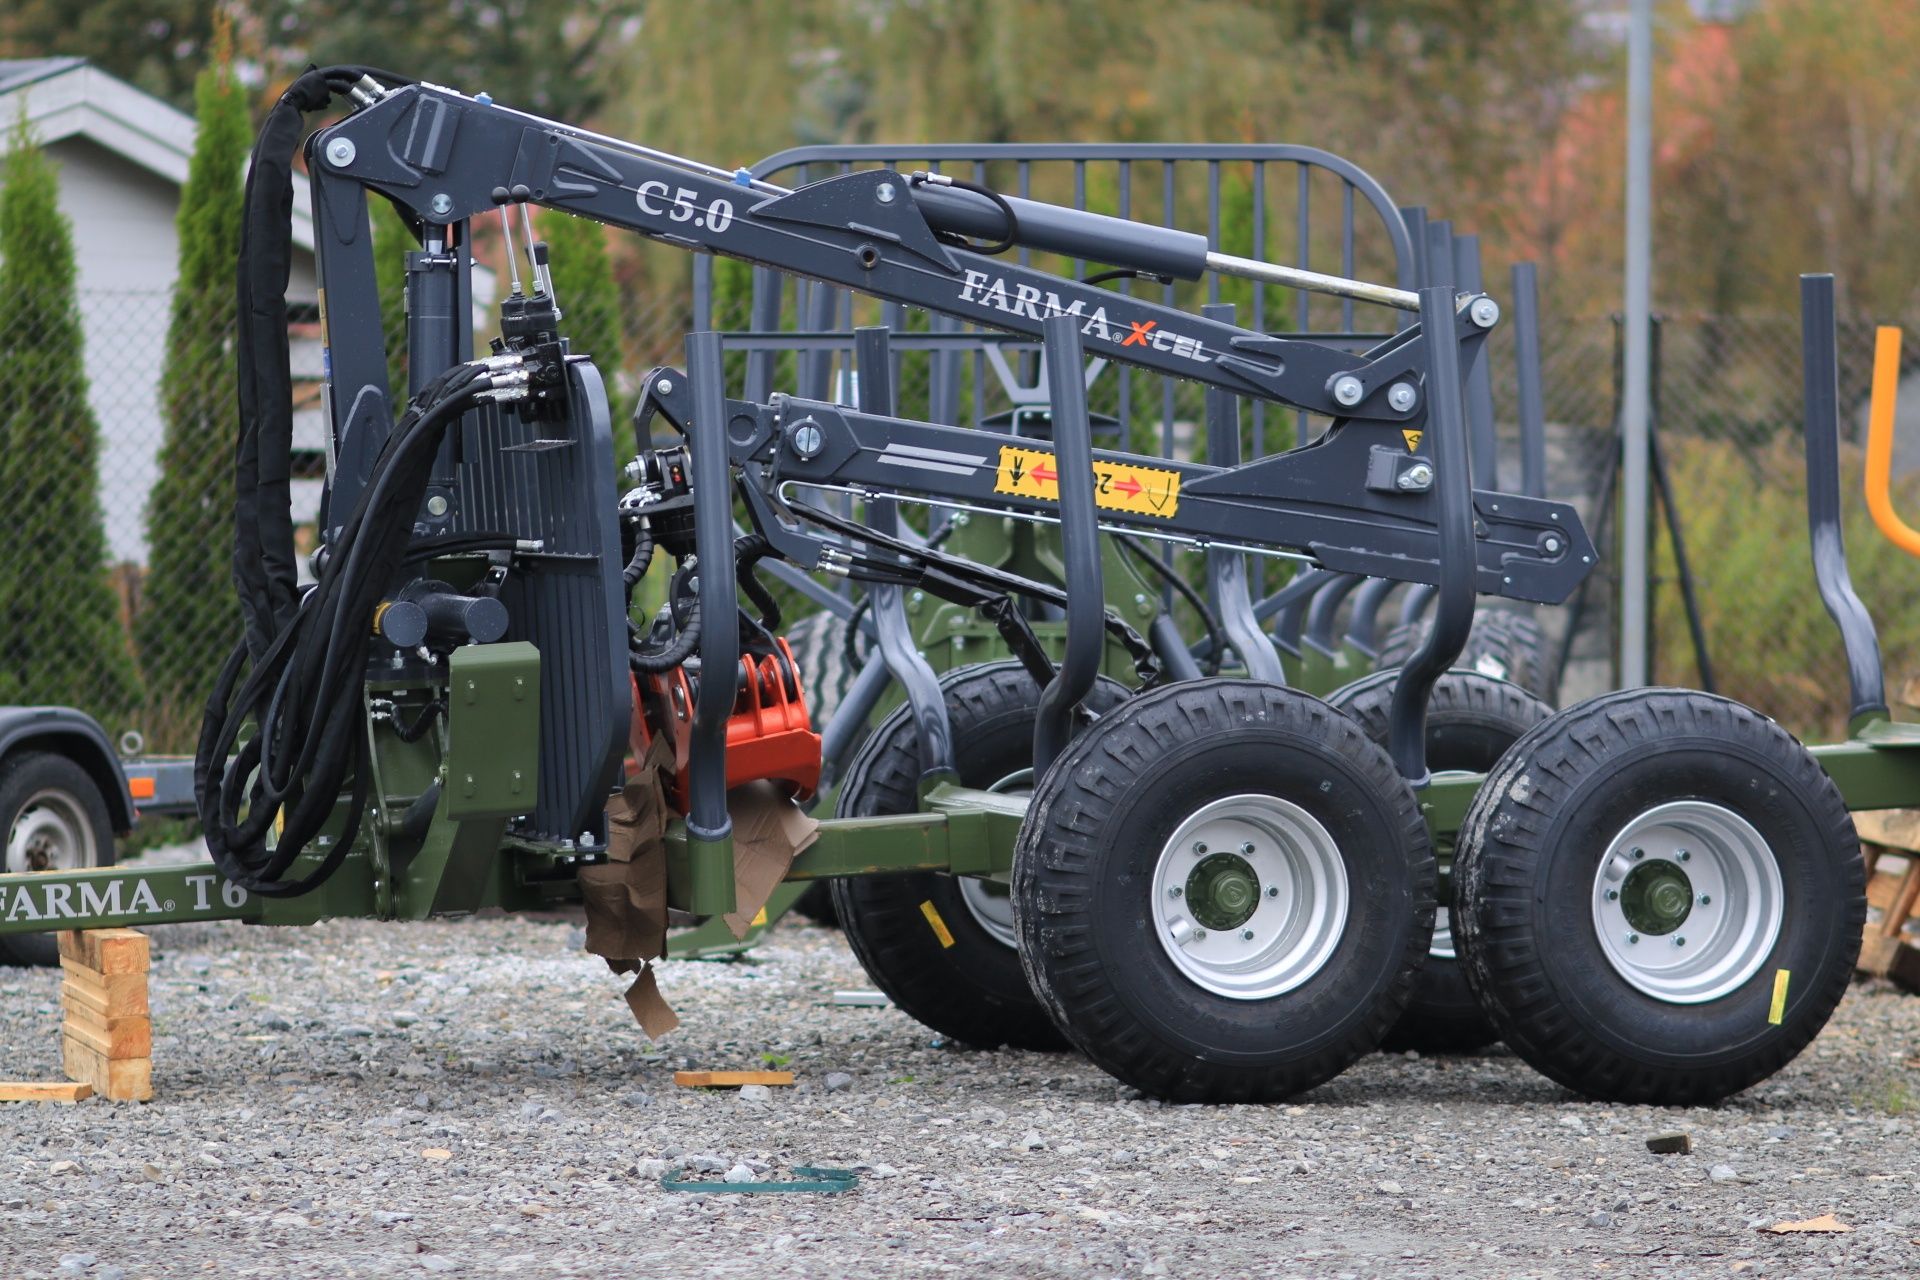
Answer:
442, 642, 541, 820
669, 880, 812, 958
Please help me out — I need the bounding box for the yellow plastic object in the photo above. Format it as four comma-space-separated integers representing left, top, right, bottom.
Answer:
1864, 326, 1920, 559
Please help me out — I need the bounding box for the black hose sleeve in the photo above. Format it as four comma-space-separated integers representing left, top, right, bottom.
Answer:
1116, 535, 1227, 677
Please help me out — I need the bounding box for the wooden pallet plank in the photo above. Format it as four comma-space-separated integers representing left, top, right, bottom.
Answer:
56, 928, 149, 976
59, 965, 149, 1018
61, 1034, 151, 1102
672, 1070, 795, 1088
1890, 942, 1920, 994
0, 1081, 93, 1103
60, 1006, 152, 1059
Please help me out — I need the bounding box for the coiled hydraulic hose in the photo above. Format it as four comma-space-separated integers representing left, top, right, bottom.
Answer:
196, 362, 510, 896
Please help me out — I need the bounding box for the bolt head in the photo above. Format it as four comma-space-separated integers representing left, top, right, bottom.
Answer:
1240, 842, 1255, 855
1192, 930, 1207, 942
325, 137, 357, 168
1469, 296, 1501, 328
425, 494, 450, 517
876, 182, 897, 204
430, 193, 453, 216
1169, 886, 1183, 898
1266, 885, 1280, 898
1698, 894, 1711, 906
1630, 847, 1645, 860
1676, 849, 1690, 862
1605, 889, 1619, 901
1192, 842, 1207, 855
1396, 463, 1434, 492
1332, 375, 1365, 407
1544, 536, 1562, 553
1387, 381, 1418, 412
1673, 936, 1686, 947
1240, 929, 1255, 942
657, 378, 675, 396
789, 420, 825, 459
1627, 933, 1640, 944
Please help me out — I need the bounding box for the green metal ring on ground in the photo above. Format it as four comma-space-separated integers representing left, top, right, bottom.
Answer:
1150, 793, 1349, 1000
1590, 800, 1784, 1004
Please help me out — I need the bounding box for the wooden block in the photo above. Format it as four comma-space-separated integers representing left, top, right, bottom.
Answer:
1888, 942, 1920, 993
59, 962, 149, 1018
1859, 931, 1902, 977
56, 928, 149, 976
60, 1005, 152, 1059
672, 1070, 796, 1088
61, 1034, 151, 1102
1869, 871, 1908, 914
0, 1081, 93, 1103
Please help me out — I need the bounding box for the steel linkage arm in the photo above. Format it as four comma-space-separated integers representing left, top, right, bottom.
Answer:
312, 85, 1464, 462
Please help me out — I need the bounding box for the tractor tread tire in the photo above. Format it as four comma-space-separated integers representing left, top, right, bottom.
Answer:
1453, 688, 1864, 1104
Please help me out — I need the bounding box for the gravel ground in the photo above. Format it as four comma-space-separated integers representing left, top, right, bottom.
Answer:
3, 893, 1918, 1279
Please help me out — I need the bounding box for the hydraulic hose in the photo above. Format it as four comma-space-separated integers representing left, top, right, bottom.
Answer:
196, 363, 506, 896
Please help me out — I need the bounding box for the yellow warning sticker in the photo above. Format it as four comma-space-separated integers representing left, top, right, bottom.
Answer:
1768, 968, 1791, 1025
992, 446, 1181, 519
919, 899, 956, 949
751, 907, 769, 928
1401, 429, 1424, 453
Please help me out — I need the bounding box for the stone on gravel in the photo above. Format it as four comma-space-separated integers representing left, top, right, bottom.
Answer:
1588, 1211, 1614, 1228
1019, 1130, 1045, 1151
1646, 1131, 1693, 1154
1709, 1163, 1738, 1182
737, 1084, 773, 1105
824, 1071, 854, 1092
1377, 1181, 1403, 1195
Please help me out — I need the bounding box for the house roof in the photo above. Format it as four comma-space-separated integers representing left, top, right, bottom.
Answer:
0, 57, 495, 301
0, 57, 318, 254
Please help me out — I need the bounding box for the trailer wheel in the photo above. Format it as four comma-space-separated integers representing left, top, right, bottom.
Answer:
1013, 679, 1433, 1102
830, 661, 1127, 1051
1453, 688, 1864, 1104
1327, 668, 1552, 1054
784, 610, 873, 925
1378, 606, 1557, 705
0, 751, 117, 967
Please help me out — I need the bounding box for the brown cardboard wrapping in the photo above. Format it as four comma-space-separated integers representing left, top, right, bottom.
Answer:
722, 780, 820, 939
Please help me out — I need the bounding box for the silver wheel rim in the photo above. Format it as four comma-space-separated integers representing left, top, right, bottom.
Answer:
6, 788, 98, 874
1431, 905, 1457, 962
1591, 800, 1783, 1004
955, 768, 1030, 949
1151, 793, 1349, 1000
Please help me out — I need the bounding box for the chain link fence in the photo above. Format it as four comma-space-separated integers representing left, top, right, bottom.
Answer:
8, 277, 1918, 747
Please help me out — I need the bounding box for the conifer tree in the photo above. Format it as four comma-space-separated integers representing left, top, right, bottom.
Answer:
137, 20, 249, 724
0, 114, 140, 716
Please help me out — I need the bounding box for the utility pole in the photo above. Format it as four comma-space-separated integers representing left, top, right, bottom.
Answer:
1619, 0, 1655, 687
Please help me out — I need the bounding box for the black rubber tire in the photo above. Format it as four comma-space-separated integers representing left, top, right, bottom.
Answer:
1013, 679, 1434, 1102
830, 660, 1127, 1051
783, 610, 872, 926
1326, 668, 1553, 1054
1453, 688, 1865, 1104
1377, 605, 1557, 705
0, 752, 117, 967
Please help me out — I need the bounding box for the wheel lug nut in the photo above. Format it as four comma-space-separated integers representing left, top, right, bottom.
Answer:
1241, 929, 1255, 942
1192, 842, 1207, 855
1266, 885, 1280, 898
1673, 936, 1686, 947
1168, 886, 1183, 899
1698, 894, 1711, 906
1605, 889, 1619, 901
1626, 933, 1640, 945
1240, 842, 1255, 855
1676, 849, 1690, 862
1630, 847, 1644, 860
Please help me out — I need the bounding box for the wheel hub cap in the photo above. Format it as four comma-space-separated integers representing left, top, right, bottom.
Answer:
1152, 793, 1349, 1001
6, 791, 92, 875
1591, 800, 1783, 1004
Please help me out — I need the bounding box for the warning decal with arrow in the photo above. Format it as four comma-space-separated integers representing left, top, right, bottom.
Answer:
992, 446, 1182, 519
